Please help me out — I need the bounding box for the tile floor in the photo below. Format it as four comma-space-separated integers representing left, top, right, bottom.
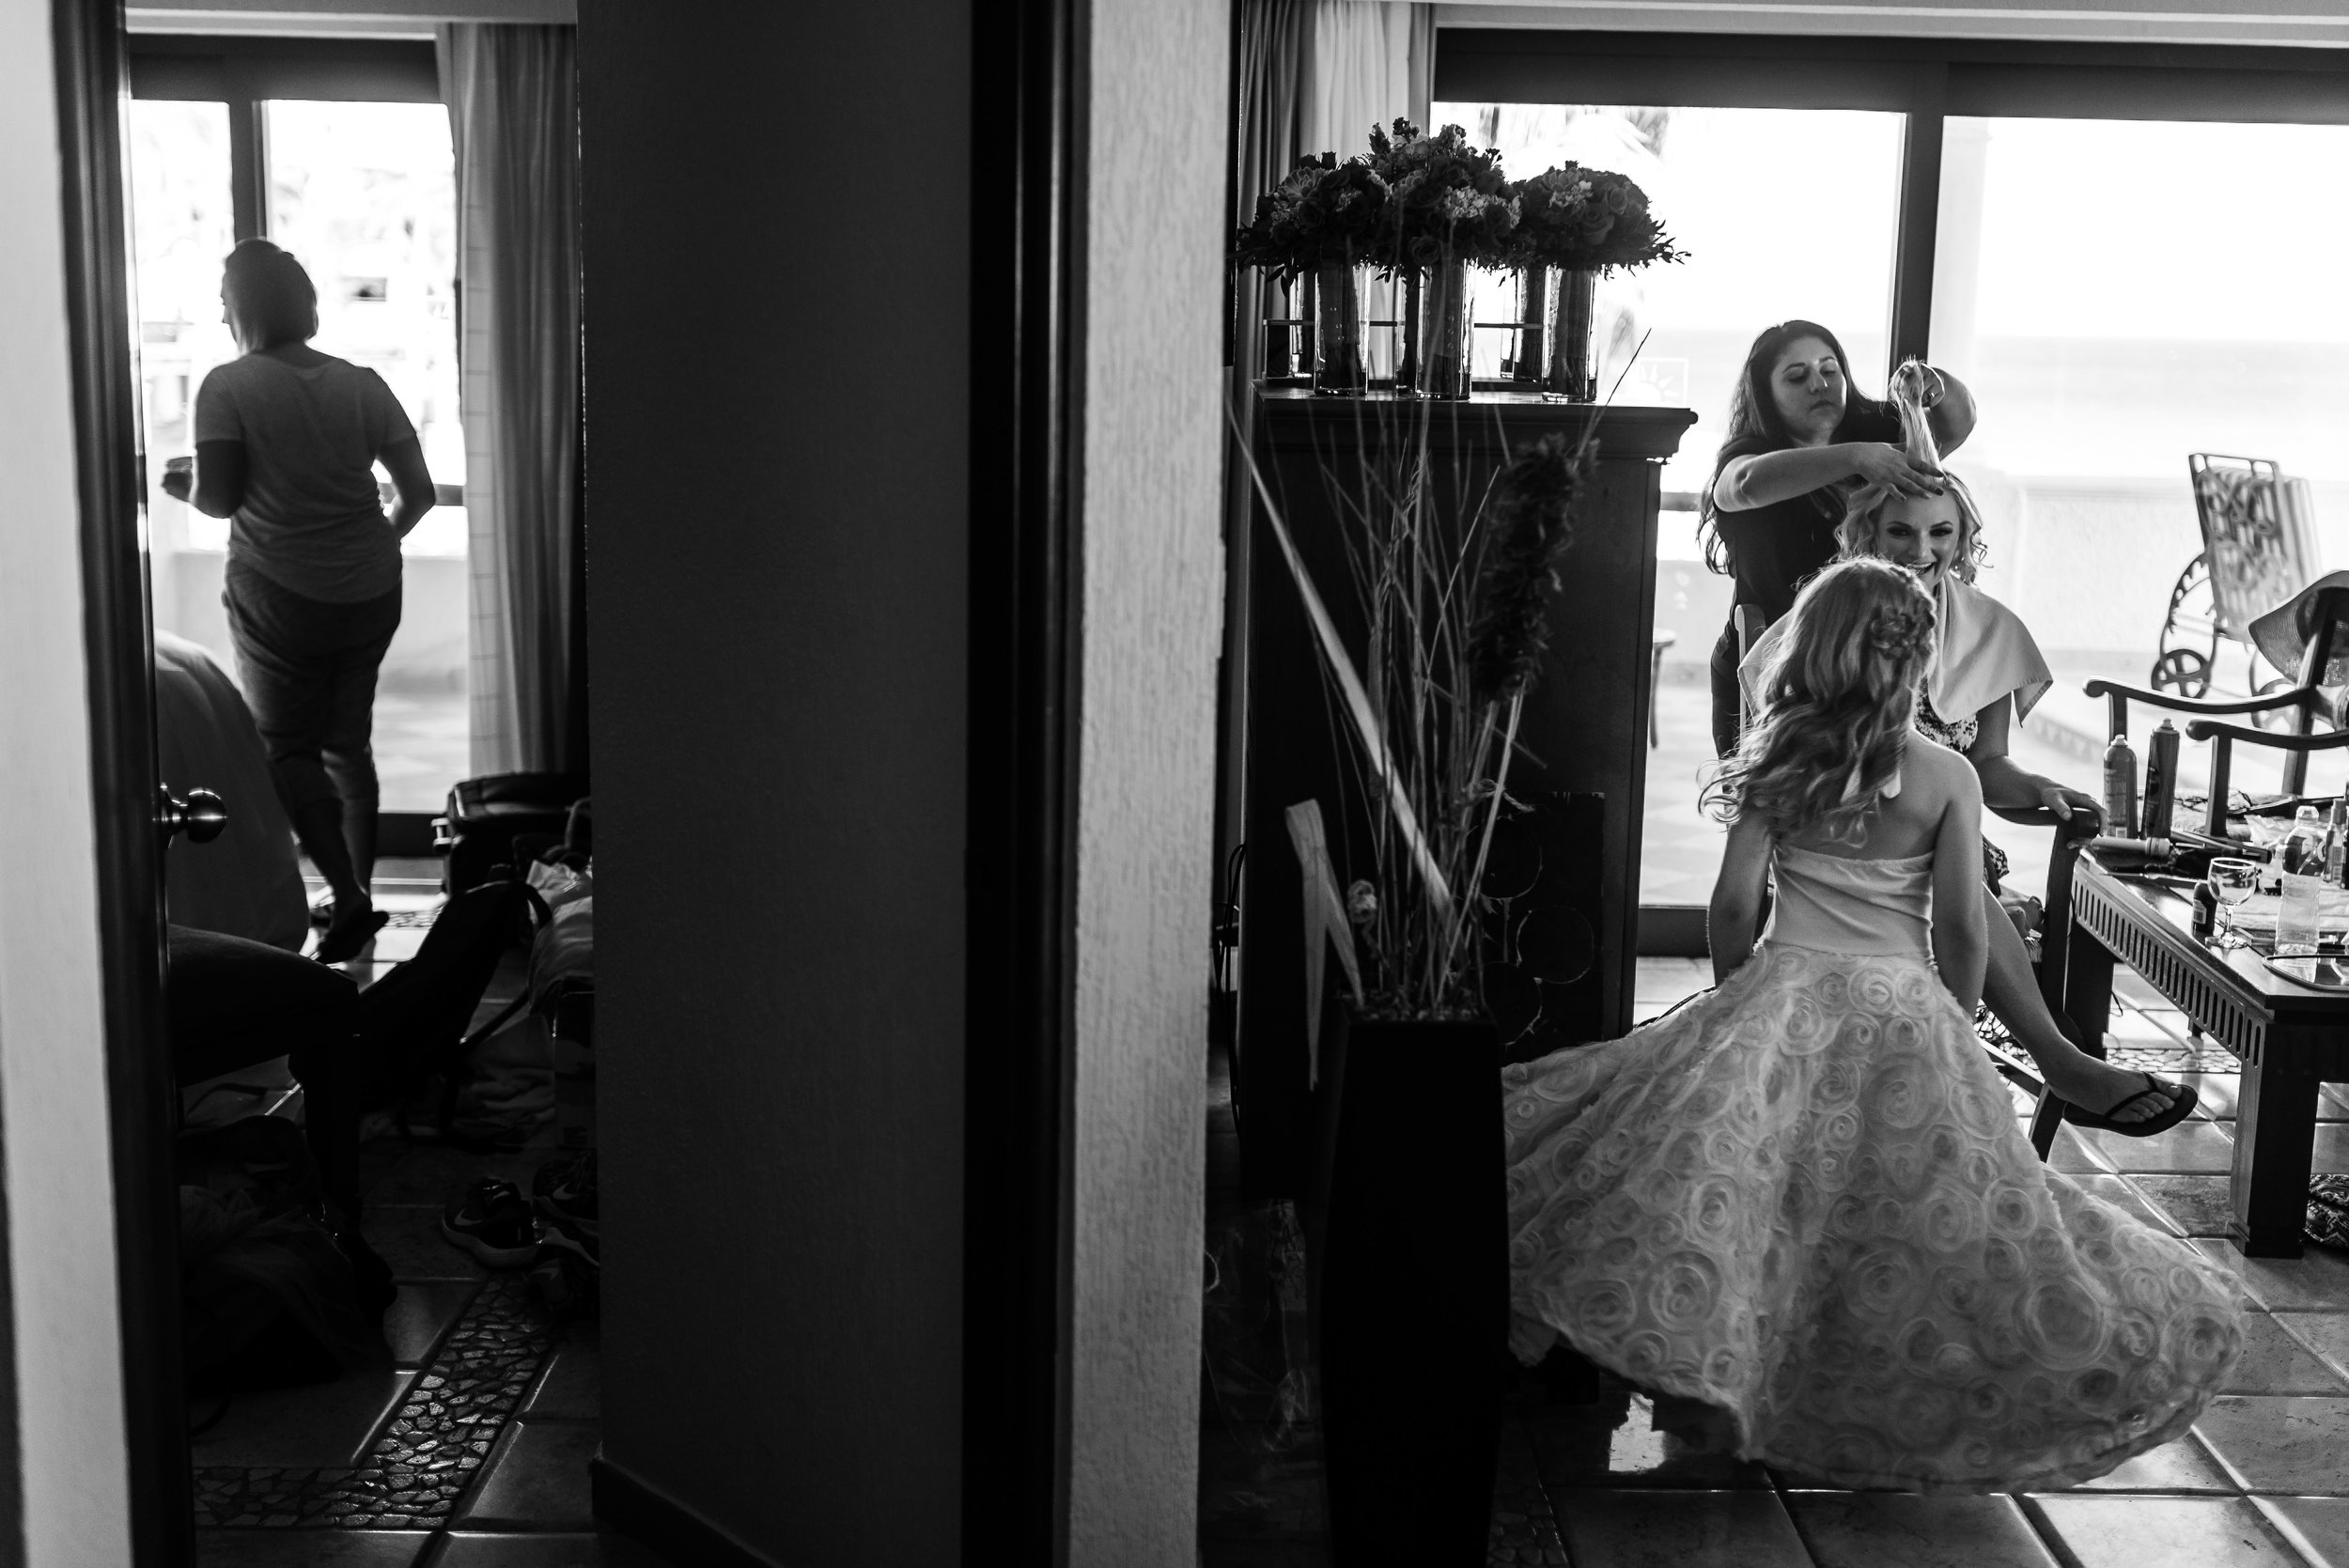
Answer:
189, 866, 658, 1568
1201, 961, 2349, 1568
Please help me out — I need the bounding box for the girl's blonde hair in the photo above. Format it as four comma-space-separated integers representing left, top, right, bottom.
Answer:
1703, 558, 1938, 840
1834, 470, 1988, 582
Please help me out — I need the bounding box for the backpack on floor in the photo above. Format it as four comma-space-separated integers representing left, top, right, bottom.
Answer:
357, 875, 550, 1130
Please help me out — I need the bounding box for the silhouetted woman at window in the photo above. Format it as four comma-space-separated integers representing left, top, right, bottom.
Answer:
1700, 319, 1975, 756
163, 239, 435, 963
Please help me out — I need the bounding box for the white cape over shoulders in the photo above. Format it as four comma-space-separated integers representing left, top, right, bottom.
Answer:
1739, 576, 2053, 728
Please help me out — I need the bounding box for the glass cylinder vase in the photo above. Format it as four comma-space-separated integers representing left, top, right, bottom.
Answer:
1312, 261, 1368, 396
1510, 268, 1547, 386
1417, 259, 1474, 401
1543, 267, 1599, 402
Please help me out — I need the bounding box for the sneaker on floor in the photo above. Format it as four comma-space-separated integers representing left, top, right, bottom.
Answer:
441, 1178, 537, 1268
532, 1149, 599, 1239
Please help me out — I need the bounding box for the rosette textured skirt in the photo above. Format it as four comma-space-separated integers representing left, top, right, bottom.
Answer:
1501, 940, 2246, 1492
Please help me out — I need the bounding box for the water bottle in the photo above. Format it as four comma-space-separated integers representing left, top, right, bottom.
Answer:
2279, 867, 2326, 956
2103, 732, 2139, 839
2327, 800, 2346, 885
2286, 804, 2325, 875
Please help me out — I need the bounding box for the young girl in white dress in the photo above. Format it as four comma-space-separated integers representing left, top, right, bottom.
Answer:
1502, 556, 2245, 1492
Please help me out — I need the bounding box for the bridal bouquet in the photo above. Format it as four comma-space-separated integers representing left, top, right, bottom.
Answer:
1504, 164, 1683, 273
1232, 153, 1392, 287
1365, 118, 1519, 272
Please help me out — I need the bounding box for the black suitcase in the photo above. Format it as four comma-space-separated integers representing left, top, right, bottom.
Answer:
433, 771, 588, 893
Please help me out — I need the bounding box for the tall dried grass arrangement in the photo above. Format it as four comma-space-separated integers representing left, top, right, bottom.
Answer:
1237, 402, 1598, 1020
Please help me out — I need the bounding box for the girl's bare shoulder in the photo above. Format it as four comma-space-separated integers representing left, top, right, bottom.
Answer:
1902, 731, 1982, 801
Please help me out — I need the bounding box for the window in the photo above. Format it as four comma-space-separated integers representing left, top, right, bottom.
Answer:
1438, 32, 2349, 915
1931, 116, 2349, 675
128, 38, 464, 814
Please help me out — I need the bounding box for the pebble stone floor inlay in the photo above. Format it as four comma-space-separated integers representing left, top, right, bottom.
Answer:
192, 1278, 555, 1529
1200, 963, 2349, 1568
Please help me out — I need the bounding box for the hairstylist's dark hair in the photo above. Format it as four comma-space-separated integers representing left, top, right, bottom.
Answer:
1701, 557, 1937, 842
222, 239, 319, 349
1696, 318, 1866, 574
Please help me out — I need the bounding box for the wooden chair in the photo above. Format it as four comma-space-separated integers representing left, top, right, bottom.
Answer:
1733, 602, 2086, 1159
1649, 629, 1676, 748
1733, 606, 1769, 736
2086, 582, 2349, 841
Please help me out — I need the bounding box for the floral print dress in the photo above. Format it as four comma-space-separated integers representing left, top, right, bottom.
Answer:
1502, 840, 2244, 1491
1916, 692, 2012, 889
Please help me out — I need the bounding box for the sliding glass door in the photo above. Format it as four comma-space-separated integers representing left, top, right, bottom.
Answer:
1437, 96, 1907, 910
1931, 116, 2349, 725
125, 40, 466, 816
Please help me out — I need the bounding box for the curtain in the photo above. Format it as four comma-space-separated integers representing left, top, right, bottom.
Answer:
1302, 2, 1434, 379
437, 23, 583, 779
1303, 0, 1430, 160
1232, 0, 1311, 387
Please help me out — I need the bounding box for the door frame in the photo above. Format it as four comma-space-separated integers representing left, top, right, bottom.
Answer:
961, 0, 1085, 1556
53, 0, 191, 1562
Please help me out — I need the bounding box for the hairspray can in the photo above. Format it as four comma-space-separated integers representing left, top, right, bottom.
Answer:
2103, 731, 2139, 839
2142, 720, 2180, 842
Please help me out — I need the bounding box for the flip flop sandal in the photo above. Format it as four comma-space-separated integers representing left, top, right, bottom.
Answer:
2063, 1074, 2198, 1138
315, 908, 391, 964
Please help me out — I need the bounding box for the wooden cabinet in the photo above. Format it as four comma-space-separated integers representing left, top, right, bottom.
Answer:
1226, 390, 1696, 1195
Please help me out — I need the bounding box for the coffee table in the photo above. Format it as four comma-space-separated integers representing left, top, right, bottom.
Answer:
2064, 853, 2349, 1256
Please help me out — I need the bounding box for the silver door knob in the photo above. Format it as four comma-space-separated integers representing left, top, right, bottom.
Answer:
158, 785, 228, 845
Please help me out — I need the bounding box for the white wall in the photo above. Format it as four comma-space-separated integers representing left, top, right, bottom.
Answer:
0, 2, 133, 1563
1067, 0, 1228, 1557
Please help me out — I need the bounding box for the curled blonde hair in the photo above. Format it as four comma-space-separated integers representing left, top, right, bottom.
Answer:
1703, 558, 1938, 841
1834, 469, 1988, 582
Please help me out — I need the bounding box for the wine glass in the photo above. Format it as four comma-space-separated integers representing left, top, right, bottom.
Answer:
2210, 857, 2261, 943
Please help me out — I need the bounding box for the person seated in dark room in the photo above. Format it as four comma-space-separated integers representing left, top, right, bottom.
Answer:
162, 237, 436, 965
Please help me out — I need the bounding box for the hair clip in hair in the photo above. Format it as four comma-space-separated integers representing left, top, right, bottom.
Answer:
1866, 605, 1928, 660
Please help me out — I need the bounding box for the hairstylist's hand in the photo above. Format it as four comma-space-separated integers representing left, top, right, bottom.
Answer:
1891, 360, 1949, 410
1849, 442, 1944, 498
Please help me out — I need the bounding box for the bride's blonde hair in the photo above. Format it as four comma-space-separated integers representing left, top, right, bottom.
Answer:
1703, 558, 1937, 840
1834, 470, 1988, 583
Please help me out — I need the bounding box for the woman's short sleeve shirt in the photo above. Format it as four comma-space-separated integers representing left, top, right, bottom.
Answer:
194, 352, 416, 604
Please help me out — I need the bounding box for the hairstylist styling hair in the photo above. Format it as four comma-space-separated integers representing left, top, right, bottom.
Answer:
163, 239, 436, 964
1701, 319, 1975, 756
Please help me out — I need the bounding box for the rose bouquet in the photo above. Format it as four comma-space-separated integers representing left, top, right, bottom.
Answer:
1365, 118, 1519, 272
1232, 153, 1392, 287
1503, 163, 1683, 274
